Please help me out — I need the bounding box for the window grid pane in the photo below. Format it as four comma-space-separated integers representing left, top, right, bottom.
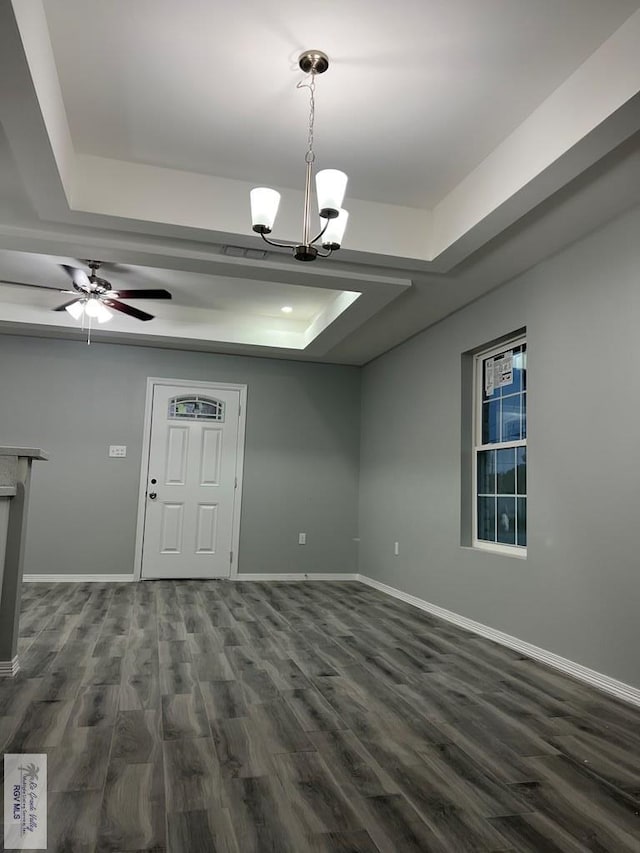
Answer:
497, 497, 516, 544
482, 400, 500, 444
477, 450, 496, 494
496, 448, 516, 494
477, 496, 496, 543
501, 394, 522, 441
517, 498, 527, 546
517, 448, 527, 495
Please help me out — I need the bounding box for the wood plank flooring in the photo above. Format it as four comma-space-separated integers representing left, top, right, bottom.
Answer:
1, 579, 639, 852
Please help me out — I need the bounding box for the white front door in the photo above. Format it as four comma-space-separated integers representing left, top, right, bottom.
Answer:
141, 382, 243, 579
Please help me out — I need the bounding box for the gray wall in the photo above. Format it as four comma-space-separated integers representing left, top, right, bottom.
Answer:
359, 203, 640, 688
0, 336, 361, 576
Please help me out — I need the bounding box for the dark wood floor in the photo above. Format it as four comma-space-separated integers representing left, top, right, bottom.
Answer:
1, 580, 639, 852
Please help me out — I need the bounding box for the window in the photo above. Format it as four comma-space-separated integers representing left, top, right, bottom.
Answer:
168, 395, 225, 421
474, 338, 527, 555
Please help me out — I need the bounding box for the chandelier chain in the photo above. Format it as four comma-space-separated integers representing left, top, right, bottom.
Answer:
297, 72, 316, 165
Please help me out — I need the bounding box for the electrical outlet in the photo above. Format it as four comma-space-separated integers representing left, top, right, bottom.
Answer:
394, 541, 400, 556
109, 445, 127, 458
298, 532, 307, 545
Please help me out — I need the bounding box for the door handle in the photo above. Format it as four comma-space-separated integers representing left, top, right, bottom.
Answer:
148, 492, 157, 500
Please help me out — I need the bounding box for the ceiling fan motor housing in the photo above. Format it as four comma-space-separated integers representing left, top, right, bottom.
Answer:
92, 277, 112, 293
85, 261, 111, 292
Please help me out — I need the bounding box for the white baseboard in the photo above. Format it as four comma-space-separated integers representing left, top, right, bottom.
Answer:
357, 574, 640, 709
234, 573, 359, 581
23, 573, 358, 583
0, 656, 20, 677
23, 574, 135, 583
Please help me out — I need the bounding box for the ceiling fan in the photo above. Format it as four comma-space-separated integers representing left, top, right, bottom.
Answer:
0, 260, 172, 324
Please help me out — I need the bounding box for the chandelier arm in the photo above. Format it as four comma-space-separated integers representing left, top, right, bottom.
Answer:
309, 217, 331, 246
315, 247, 333, 258
259, 232, 298, 250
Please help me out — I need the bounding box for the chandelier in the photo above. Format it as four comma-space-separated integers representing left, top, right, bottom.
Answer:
250, 50, 349, 262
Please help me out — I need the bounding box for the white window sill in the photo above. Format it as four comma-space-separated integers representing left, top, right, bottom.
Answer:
461, 543, 527, 560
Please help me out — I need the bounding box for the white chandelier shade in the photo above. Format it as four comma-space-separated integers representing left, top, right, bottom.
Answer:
316, 170, 348, 219
322, 208, 349, 249
250, 188, 281, 233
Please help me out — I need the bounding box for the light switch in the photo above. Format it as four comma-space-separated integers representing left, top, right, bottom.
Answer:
109, 445, 127, 458
298, 532, 307, 545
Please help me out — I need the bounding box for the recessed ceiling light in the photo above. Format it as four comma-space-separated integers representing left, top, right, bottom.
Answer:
281, 305, 293, 313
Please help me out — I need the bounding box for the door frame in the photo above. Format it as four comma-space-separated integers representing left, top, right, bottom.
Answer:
133, 377, 248, 581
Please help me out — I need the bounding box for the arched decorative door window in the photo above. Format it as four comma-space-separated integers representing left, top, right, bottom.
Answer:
168, 394, 225, 422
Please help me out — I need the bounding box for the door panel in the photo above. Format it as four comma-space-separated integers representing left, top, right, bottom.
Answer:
141, 384, 241, 578
165, 427, 188, 484
195, 504, 218, 553
160, 503, 184, 553
200, 428, 222, 485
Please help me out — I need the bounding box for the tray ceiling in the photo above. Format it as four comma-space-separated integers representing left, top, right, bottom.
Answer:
0, 1, 638, 362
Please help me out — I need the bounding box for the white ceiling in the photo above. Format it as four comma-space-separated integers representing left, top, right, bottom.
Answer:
0, 0, 639, 363
42, 0, 640, 207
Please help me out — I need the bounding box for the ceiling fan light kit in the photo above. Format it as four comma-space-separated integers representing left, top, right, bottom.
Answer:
250, 50, 349, 262
69, 297, 112, 324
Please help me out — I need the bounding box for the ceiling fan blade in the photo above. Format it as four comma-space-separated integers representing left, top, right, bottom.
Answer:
0, 279, 65, 292
60, 264, 91, 291
53, 298, 83, 312
103, 299, 154, 321
111, 289, 172, 300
